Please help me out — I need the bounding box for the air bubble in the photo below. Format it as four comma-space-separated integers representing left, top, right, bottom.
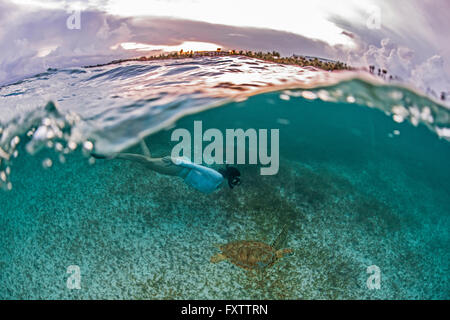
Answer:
68, 141, 77, 150
420, 107, 433, 123
317, 90, 330, 101
393, 115, 404, 123
301, 91, 317, 100
346, 95, 356, 103
279, 94, 290, 101
55, 143, 63, 151
42, 118, 51, 126
389, 91, 403, 100
43, 158, 53, 168
46, 130, 55, 139
10, 136, 20, 148
83, 141, 94, 151
276, 118, 290, 125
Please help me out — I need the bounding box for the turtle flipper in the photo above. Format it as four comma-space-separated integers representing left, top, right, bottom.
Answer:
210, 253, 227, 263
271, 224, 289, 250
275, 248, 294, 259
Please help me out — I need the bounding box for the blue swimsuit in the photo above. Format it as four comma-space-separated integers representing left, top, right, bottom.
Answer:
175, 157, 224, 194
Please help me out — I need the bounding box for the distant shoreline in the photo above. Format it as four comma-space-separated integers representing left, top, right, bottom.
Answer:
83, 49, 353, 72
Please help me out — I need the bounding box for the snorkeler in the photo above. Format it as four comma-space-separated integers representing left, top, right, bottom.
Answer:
92, 140, 241, 194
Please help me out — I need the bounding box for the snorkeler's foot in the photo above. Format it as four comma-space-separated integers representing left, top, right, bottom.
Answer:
140, 139, 151, 157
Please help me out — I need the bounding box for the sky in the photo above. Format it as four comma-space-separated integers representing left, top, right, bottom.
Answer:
1, 0, 449, 95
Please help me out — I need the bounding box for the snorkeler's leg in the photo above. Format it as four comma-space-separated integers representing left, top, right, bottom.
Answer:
114, 153, 182, 176
92, 138, 151, 159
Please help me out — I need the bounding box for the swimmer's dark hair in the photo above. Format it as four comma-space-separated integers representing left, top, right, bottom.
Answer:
218, 165, 241, 189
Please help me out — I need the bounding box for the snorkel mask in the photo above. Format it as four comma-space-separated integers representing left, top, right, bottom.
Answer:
229, 175, 241, 189
219, 165, 241, 189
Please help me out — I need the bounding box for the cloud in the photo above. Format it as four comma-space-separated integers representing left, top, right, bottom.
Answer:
362, 39, 414, 79
411, 55, 450, 95
327, 0, 450, 74
0, 3, 136, 85
0, 2, 345, 86
325, 0, 450, 96
346, 37, 449, 97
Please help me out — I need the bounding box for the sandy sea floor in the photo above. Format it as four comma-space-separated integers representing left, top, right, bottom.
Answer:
1, 137, 448, 299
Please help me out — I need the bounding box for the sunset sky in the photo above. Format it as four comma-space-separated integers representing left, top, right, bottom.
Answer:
1, 0, 449, 92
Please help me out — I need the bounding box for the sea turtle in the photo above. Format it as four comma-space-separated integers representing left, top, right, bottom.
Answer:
210, 225, 293, 271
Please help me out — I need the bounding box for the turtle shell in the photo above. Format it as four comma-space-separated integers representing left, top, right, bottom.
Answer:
220, 240, 277, 270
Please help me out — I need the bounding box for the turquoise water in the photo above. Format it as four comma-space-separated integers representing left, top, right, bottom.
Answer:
0, 56, 449, 299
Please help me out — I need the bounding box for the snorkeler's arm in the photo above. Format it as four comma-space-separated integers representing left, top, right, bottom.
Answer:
175, 159, 224, 180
